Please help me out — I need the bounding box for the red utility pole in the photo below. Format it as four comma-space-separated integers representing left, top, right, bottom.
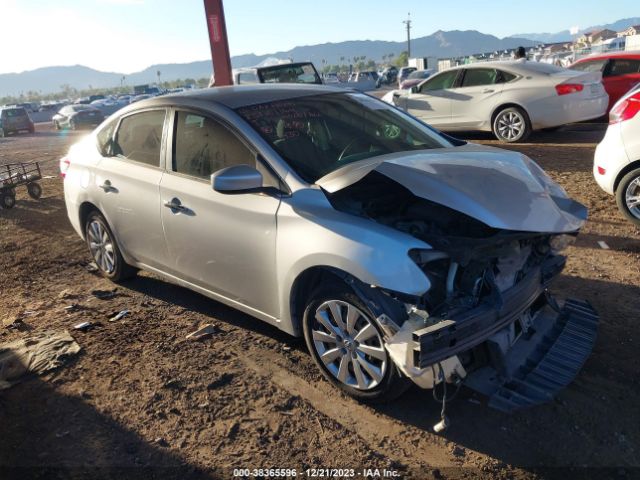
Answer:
203, 0, 233, 86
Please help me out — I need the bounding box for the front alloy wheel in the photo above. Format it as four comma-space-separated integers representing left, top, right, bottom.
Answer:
312, 300, 387, 390
303, 285, 409, 402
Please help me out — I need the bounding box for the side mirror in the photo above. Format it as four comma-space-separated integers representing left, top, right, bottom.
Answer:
212, 164, 263, 193
410, 86, 419, 94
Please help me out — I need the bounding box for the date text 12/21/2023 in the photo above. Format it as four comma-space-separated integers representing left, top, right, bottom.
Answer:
232, 468, 401, 478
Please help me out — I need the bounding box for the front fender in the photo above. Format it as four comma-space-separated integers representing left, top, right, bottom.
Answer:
275, 189, 431, 329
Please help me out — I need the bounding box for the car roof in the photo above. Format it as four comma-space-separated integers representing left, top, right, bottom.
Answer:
130, 84, 349, 110
444, 60, 566, 74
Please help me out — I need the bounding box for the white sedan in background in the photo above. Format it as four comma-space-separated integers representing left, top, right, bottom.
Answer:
382, 61, 609, 142
594, 84, 640, 226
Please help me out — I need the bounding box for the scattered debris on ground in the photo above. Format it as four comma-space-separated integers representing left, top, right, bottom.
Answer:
0, 330, 81, 389
185, 323, 217, 341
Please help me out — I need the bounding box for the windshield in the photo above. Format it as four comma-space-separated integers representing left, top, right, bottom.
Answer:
236, 92, 454, 183
258, 63, 322, 85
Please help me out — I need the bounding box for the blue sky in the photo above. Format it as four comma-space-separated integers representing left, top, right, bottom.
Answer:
1, 0, 638, 74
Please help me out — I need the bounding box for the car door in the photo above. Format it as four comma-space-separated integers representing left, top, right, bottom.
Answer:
405, 69, 461, 128
94, 109, 169, 268
605, 58, 640, 109
159, 109, 282, 318
450, 68, 507, 128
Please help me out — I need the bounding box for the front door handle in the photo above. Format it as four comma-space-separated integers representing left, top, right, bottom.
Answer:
482, 89, 495, 93
164, 198, 188, 212
99, 180, 115, 192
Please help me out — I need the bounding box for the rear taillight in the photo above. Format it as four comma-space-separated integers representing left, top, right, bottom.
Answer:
556, 83, 584, 96
59, 156, 70, 178
609, 93, 640, 124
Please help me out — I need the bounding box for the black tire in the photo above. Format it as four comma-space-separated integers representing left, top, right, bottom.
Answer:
492, 106, 531, 143
84, 211, 137, 282
1, 193, 16, 209
27, 183, 42, 199
302, 283, 410, 402
615, 168, 640, 227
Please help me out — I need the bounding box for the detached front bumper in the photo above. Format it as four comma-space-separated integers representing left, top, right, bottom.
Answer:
389, 263, 598, 412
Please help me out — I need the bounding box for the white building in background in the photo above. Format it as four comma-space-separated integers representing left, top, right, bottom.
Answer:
617, 25, 640, 38
625, 34, 640, 51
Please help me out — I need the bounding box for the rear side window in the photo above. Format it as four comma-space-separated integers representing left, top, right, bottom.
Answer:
96, 116, 119, 156
461, 68, 498, 87
609, 59, 640, 76
497, 70, 517, 83
113, 110, 165, 167
420, 70, 458, 92
571, 59, 608, 73
4, 108, 28, 118
237, 72, 259, 84
172, 111, 254, 179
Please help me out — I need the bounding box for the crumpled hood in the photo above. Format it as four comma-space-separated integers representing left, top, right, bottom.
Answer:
317, 144, 587, 233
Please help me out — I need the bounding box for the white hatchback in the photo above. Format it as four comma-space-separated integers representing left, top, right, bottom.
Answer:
594, 84, 640, 226
383, 61, 608, 142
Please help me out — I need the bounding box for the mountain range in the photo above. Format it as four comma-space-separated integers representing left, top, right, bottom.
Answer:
1, 17, 639, 98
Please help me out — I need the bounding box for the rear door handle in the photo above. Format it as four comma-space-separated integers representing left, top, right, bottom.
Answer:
99, 180, 116, 192
164, 198, 188, 212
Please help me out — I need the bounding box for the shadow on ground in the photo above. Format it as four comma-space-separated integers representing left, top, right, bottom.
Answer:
0, 361, 218, 479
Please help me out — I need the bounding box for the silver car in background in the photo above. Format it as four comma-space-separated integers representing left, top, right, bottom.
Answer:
61, 85, 598, 411
383, 61, 608, 142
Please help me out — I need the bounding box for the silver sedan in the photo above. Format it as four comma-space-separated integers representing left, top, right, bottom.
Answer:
61, 85, 598, 411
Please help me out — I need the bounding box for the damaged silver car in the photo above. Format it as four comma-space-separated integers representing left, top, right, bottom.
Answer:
62, 85, 598, 414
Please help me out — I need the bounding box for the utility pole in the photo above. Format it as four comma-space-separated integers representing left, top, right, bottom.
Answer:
402, 12, 412, 58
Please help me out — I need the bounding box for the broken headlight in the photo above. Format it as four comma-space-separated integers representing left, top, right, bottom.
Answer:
549, 234, 576, 254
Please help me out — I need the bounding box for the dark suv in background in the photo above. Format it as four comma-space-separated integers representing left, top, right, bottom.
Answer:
0, 106, 35, 137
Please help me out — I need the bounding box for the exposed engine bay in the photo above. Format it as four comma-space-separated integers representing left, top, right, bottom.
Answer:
325, 170, 598, 414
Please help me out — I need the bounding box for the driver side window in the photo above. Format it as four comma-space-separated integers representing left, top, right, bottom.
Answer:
419, 70, 459, 93
172, 111, 282, 189
173, 112, 254, 179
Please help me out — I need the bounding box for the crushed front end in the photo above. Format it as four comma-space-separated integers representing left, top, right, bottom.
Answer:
325, 164, 598, 412
400, 235, 598, 412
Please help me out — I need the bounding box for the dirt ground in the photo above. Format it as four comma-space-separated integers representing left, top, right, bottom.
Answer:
0, 123, 639, 480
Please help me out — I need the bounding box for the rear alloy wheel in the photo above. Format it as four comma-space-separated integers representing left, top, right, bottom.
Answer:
616, 168, 640, 227
492, 106, 531, 143
85, 211, 137, 281
27, 182, 42, 199
303, 285, 409, 402
0, 193, 16, 209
